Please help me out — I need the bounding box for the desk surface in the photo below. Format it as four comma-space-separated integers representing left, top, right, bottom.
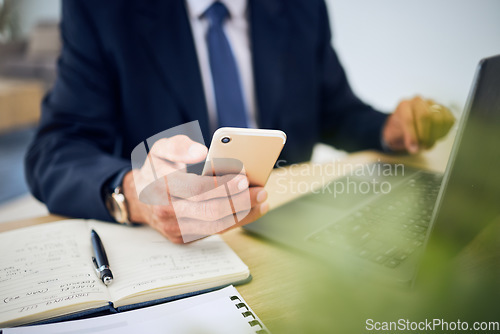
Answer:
0, 78, 43, 133
0, 134, 458, 331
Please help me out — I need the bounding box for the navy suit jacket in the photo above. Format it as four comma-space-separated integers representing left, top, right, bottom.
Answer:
25, 0, 388, 221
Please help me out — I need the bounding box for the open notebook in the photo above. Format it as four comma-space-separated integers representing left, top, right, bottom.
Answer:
2, 286, 269, 334
0, 220, 251, 327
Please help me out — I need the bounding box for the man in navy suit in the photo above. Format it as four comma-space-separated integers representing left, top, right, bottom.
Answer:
25, 0, 454, 242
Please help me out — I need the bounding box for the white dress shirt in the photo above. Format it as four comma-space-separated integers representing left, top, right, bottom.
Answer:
185, 0, 257, 133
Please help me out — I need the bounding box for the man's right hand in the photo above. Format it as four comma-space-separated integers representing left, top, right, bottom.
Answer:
122, 135, 269, 243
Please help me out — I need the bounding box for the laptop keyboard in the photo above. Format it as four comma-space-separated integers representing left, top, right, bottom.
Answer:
307, 171, 443, 269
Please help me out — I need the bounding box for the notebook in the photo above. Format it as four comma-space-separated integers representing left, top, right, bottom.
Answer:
1, 285, 269, 334
245, 54, 500, 284
0, 220, 251, 327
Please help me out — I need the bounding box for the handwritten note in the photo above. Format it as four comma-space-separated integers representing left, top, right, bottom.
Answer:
0, 221, 110, 326
2, 286, 269, 334
87, 222, 249, 306
0, 219, 249, 327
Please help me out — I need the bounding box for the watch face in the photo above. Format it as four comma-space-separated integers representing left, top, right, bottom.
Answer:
106, 191, 128, 224
105, 195, 119, 217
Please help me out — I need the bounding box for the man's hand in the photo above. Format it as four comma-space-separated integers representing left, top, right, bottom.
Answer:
383, 96, 455, 153
122, 135, 269, 243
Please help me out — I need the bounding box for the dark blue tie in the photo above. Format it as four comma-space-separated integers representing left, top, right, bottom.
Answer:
204, 2, 248, 128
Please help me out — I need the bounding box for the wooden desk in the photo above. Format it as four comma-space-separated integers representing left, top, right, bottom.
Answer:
0, 78, 43, 133
0, 133, 465, 331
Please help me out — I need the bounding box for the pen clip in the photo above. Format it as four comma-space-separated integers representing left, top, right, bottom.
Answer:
92, 256, 100, 278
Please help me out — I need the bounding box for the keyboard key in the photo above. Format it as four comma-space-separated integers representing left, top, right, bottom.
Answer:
411, 240, 423, 248
411, 225, 427, 233
403, 246, 416, 255
385, 259, 401, 268
383, 246, 398, 256
357, 248, 371, 258
360, 232, 372, 241
394, 252, 409, 261
371, 255, 388, 264
350, 224, 362, 233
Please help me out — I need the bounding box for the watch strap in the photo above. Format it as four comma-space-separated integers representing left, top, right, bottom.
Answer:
104, 168, 133, 225
107, 168, 132, 192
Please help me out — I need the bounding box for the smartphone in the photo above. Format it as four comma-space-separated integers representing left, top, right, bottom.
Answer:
202, 127, 287, 187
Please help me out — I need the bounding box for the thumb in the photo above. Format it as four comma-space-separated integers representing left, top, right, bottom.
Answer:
151, 135, 208, 164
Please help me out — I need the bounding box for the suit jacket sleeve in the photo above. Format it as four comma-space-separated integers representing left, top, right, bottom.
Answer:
25, 0, 129, 221
317, 0, 389, 152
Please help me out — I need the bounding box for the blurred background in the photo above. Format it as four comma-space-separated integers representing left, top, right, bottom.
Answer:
0, 0, 499, 222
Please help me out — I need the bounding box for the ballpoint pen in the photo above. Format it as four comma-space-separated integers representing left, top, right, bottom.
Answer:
90, 229, 114, 285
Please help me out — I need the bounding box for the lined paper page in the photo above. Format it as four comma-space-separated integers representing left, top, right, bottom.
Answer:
3, 286, 269, 334
0, 221, 110, 327
87, 222, 249, 305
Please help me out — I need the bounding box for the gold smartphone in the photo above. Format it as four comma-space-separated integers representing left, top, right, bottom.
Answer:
202, 127, 287, 187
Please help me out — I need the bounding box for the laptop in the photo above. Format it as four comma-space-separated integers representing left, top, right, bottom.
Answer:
244, 55, 500, 284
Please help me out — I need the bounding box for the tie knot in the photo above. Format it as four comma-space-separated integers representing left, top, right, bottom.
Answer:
204, 2, 229, 26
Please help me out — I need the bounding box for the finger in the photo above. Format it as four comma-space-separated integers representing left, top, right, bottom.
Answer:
398, 98, 419, 153
219, 200, 269, 231
166, 173, 250, 200
150, 188, 267, 243
172, 187, 265, 221
150, 135, 208, 164
381, 114, 405, 151
175, 200, 269, 242
413, 97, 433, 149
148, 205, 184, 243
145, 155, 186, 180
177, 214, 238, 239
144, 136, 204, 180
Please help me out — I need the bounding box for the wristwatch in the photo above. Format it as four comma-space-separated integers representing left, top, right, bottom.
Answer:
104, 169, 133, 225
105, 186, 132, 225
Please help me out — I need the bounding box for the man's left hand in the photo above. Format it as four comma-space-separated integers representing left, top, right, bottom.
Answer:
383, 96, 455, 154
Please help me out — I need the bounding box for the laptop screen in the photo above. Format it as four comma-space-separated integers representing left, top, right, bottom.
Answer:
426, 54, 500, 258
